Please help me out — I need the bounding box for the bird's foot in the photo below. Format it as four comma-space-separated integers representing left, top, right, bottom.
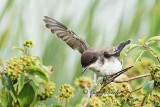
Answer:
90, 85, 97, 95
83, 84, 97, 98
101, 76, 110, 85
84, 89, 91, 98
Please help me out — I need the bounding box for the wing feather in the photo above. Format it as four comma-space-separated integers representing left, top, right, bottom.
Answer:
44, 16, 90, 53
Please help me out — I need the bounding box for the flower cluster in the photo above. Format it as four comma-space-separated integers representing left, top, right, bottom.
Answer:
100, 84, 116, 93
6, 57, 23, 81
38, 82, 55, 100
149, 64, 160, 89
101, 94, 120, 107
5, 55, 36, 81
88, 96, 103, 107
116, 83, 131, 101
75, 76, 93, 90
128, 95, 143, 106
57, 84, 75, 101
147, 92, 160, 106
23, 40, 34, 48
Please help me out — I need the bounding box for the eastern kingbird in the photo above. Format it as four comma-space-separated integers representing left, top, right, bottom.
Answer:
43, 16, 132, 86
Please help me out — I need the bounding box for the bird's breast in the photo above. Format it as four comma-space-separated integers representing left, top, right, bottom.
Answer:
89, 57, 122, 76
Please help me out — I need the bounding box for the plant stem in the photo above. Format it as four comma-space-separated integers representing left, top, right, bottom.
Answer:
141, 95, 148, 106
114, 73, 151, 83
130, 87, 142, 93
143, 44, 160, 63
65, 98, 68, 107
84, 73, 151, 107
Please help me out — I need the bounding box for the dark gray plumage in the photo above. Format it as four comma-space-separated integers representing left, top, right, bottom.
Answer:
43, 16, 90, 54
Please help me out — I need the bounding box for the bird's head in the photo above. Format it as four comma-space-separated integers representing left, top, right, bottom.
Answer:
81, 50, 98, 73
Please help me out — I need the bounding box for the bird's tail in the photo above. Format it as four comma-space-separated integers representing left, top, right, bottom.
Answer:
116, 39, 131, 56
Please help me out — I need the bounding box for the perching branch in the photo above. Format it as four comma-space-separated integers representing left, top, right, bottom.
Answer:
114, 73, 151, 83
94, 66, 134, 95
84, 66, 134, 107
84, 68, 151, 107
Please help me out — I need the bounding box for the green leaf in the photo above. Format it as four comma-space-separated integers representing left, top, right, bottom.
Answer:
138, 35, 146, 45
18, 83, 36, 107
149, 46, 160, 57
132, 49, 146, 63
37, 64, 50, 78
17, 74, 25, 94
26, 66, 49, 84
141, 80, 154, 105
0, 88, 13, 107
28, 65, 49, 79
1, 92, 8, 107
12, 46, 24, 52
146, 36, 160, 45
122, 44, 138, 56
2, 74, 14, 91
142, 80, 154, 95
35, 56, 43, 64
147, 36, 160, 42
2, 74, 17, 102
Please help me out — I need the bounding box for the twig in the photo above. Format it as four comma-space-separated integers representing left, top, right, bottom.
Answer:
130, 87, 142, 93
143, 44, 160, 63
114, 73, 151, 83
84, 66, 133, 107
84, 70, 151, 107
94, 66, 134, 96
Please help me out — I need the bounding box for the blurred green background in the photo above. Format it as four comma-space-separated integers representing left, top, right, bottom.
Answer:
0, 0, 160, 106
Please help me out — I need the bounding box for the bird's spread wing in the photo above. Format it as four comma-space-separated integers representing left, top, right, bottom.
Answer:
43, 16, 90, 54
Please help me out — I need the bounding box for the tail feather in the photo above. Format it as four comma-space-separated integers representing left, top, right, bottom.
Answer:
104, 39, 131, 58
116, 39, 131, 56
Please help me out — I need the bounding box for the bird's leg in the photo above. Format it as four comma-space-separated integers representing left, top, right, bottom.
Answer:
101, 77, 106, 85
90, 74, 98, 95
84, 88, 91, 98
101, 76, 110, 85
93, 73, 98, 87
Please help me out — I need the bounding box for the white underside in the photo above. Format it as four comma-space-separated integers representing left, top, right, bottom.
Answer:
89, 56, 122, 77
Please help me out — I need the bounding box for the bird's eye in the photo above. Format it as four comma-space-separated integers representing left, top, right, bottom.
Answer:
90, 56, 97, 63
89, 58, 93, 63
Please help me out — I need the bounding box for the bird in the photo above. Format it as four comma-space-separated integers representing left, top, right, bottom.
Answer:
43, 16, 132, 89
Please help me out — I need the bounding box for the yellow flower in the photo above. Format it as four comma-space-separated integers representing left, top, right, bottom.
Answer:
88, 96, 103, 107
57, 84, 75, 101
75, 76, 93, 89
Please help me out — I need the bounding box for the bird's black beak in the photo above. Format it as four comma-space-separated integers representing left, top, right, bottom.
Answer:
82, 66, 89, 74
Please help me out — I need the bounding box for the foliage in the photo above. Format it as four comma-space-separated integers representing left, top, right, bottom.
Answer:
0, 36, 160, 107
0, 41, 55, 107
1, 0, 160, 106
75, 36, 160, 107
0, 38, 160, 107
